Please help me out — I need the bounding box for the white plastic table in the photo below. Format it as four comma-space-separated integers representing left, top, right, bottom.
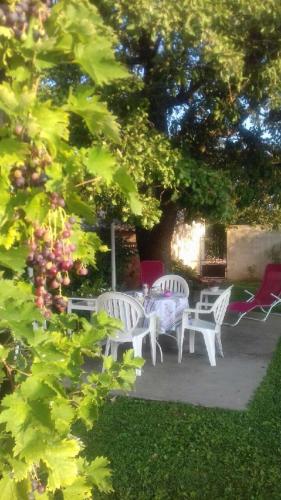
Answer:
67, 297, 97, 314
144, 293, 188, 333
200, 288, 225, 308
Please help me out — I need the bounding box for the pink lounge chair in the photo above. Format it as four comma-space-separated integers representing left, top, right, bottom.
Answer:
227, 263, 281, 326
140, 260, 164, 288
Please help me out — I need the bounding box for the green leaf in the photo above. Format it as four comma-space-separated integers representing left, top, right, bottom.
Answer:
43, 439, 80, 491
45, 163, 64, 193
21, 377, 55, 401
68, 89, 120, 143
78, 395, 99, 430
0, 246, 28, 274
0, 475, 29, 500
103, 355, 114, 371
0, 344, 10, 362
74, 41, 128, 86
0, 393, 29, 436
65, 193, 94, 224
28, 102, 69, 156
86, 147, 116, 184
0, 138, 28, 169
113, 167, 142, 215
8, 66, 31, 84
0, 83, 18, 115
50, 399, 75, 434
24, 192, 49, 223
87, 456, 113, 493
0, 26, 12, 39
10, 458, 30, 482
63, 477, 92, 500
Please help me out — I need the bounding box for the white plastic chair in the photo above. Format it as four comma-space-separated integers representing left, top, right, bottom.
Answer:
178, 286, 233, 366
96, 291, 159, 375
152, 274, 190, 298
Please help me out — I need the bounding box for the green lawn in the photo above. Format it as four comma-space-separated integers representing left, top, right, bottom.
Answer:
229, 281, 259, 302
78, 339, 281, 499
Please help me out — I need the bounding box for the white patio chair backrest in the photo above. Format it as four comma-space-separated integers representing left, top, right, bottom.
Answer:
152, 274, 190, 298
211, 286, 233, 326
96, 292, 144, 335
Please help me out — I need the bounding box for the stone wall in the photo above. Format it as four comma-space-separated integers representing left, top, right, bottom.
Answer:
227, 225, 281, 281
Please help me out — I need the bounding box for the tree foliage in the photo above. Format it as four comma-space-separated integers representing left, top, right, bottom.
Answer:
94, 0, 281, 234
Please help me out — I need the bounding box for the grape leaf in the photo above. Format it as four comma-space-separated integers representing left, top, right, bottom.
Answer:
43, 439, 80, 491
50, 399, 75, 434
10, 458, 30, 482
0, 138, 28, 168
78, 395, 99, 430
62, 477, 92, 500
113, 167, 142, 215
0, 475, 29, 500
86, 146, 116, 183
87, 456, 113, 493
28, 102, 69, 156
0, 246, 28, 274
65, 193, 94, 224
74, 40, 128, 86
0, 345, 10, 361
24, 192, 50, 223
0, 83, 19, 114
68, 88, 120, 143
0, 27, 12, 39
0, 393, 30, 435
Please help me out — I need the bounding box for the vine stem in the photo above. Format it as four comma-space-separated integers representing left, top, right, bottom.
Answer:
2, 361, 15, 391
75, 176, 102, 188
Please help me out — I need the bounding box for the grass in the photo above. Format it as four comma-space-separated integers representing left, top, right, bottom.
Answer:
78, 339, 281, 499
230, 281, 259, 302
230, 281, 281, 313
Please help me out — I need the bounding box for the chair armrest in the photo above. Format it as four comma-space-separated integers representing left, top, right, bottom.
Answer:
183, 307, 214, 321
270, 293, 281, 301
195, 301, 213, 309
244, 290, 254, 302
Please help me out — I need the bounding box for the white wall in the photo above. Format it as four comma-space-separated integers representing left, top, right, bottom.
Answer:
171, 222, 205, 272
227, 225, 281, 280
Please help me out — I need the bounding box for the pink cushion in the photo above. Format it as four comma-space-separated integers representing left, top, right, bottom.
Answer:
228, 300, 260, 313
140, 260, 164, 288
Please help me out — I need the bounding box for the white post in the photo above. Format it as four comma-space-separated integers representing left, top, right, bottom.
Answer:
111, 222, 116, 291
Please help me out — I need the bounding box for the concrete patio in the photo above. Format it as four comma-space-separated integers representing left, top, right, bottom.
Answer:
125, 313, 281, 410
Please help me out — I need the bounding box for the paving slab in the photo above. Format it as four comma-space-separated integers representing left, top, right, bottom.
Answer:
128, 313, 281, 410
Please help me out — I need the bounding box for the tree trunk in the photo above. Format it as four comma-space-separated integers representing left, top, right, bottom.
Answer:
135, 201, 178, 271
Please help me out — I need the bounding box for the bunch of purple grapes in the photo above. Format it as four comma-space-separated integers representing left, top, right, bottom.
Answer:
27, 209, 88, 317
10, 145, 52, 189
0, 0, 52, 38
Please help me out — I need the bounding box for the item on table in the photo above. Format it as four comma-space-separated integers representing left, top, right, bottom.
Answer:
135, 291, 144, 303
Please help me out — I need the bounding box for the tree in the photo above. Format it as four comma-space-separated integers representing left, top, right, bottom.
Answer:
0, 1, 141, 497
93, 0, 281, 264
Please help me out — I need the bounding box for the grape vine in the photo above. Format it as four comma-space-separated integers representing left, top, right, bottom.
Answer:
0, 1, 141, 497
0, 0, 52, 38
27, 208, 87, 317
